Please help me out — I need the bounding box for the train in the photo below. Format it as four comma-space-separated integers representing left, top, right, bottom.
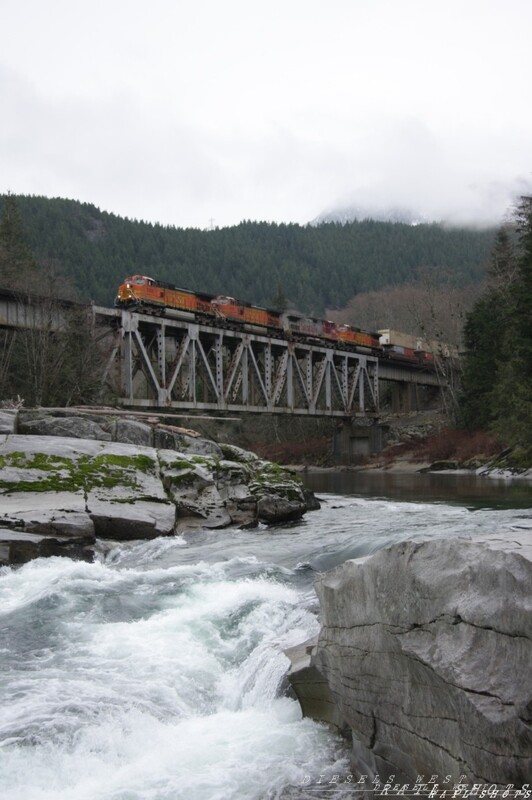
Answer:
115, 274, 442, 364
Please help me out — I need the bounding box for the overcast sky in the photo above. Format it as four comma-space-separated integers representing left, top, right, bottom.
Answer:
2, 0, 532, 229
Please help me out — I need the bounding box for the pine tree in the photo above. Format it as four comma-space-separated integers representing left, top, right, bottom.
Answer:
0, 193, 38, 290
459, 226, 515, 430
272, 281, 288, 311
460, 291, 506, 429
490, 197, 532, 450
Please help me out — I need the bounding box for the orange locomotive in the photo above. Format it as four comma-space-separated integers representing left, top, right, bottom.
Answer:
210, 295, 282, 330
116, 276, 284, 329
115, 275, 213, 315
336, 323, 380, 350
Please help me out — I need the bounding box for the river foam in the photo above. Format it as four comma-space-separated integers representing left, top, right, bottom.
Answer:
1, 488, 530, 799
0, 554, 347, 800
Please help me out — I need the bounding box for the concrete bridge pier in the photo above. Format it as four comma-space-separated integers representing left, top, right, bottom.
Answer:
332, 418, 389, 464
390, 382, 420, 413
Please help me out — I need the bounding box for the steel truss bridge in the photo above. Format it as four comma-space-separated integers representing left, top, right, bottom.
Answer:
0, 289, 444, 417
95, 307, 442, 417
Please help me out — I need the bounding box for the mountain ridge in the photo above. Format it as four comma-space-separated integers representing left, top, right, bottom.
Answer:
1, 194, 497, 314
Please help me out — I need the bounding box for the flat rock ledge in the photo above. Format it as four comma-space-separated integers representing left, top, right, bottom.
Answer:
287, 533, 532, 787
0, 410, 316, 566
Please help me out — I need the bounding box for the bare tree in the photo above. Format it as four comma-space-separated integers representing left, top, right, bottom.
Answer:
328, 269, 483, 420
405, 269, 481, 418
5, 260, 111, 406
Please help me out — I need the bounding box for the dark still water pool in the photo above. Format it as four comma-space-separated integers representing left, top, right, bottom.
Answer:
0, 472, 530, 799
302, 468, 532, 509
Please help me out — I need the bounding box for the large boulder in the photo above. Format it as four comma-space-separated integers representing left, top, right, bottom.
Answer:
153, 426, 223, 457
158, 443, 312, 529
291, 533, 532, 787
0, 528, 93, 565
256, 494, 306, 523
0, 430, 315, 562
158, 450, 232, 530
0, 491, 94, 537
16, 409, 225, 456
0, 435, 176, 544
247, 457, 308, 524
18, 410, 113, 440
113, 418, 154, 447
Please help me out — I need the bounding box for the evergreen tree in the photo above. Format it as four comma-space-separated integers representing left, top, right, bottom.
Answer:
459, 227, 516, 430
489, 197, 532, 448
0, 193, 38, 290
272, 281, 288, 311
460, 292, 506, 429
459, 197, 532, 454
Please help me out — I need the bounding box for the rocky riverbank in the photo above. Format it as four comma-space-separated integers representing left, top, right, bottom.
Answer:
287, 532, 532, 787
367, 415, 532, 477
0, 408, 317, 566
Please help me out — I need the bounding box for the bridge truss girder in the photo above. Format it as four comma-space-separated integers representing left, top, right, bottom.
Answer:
115, 311, 379, 416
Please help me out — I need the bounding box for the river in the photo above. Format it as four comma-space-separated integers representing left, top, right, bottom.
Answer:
0, 472, 530, 800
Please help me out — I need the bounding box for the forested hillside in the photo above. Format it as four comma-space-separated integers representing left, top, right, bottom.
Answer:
0, 195, 496, 313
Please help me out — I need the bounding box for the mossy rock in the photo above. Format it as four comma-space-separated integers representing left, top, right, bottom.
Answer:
493, 445, 532, 472
218, 443, 259, 464
248, 478, 304, 504
0, 450, 157, 494
429, 460, 459, 471
462, 456, 489, 470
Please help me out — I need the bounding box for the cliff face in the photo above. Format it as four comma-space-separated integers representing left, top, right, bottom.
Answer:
292, 534, 532, 786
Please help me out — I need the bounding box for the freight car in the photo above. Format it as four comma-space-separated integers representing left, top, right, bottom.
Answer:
115, 275, 446, 364
378, 329, 459, 362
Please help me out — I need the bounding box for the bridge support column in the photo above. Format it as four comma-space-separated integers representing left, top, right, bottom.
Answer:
390, 382, 419, 413
332, 419, 389, 464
